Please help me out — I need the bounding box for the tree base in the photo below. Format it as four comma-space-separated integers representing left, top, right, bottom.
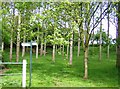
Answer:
83, 76, 88, 80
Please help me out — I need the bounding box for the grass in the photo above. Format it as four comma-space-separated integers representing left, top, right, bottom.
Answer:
1, 46, 118, 87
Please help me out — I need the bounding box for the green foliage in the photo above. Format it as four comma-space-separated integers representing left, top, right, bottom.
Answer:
93, 30, 112, 45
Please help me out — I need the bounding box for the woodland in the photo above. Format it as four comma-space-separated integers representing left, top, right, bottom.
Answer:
0, 1, 120, 87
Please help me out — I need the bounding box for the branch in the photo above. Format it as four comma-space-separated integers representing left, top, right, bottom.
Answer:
88, 2, 112, 42
90, 2, 101, 19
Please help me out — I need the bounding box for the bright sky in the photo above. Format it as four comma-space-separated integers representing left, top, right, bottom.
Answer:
102, 18, 116, 39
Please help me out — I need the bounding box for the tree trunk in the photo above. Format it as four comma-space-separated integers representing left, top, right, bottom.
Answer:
84, 47, 88, 79
10, 3, 15, 61
2, 42, 4, 52
66, 39, 69, 60
36, 26, 39, 59
16, 32, 20, 62
52, 44, 55, 62
92, 6, 95, 55
107, 3, 110, 59
36, 44, 38, 59
77, 35, 80, 57
10, 37, 13, 61
77, 25, 81, 57
22, 33, 25, 58
99, 4, 102, 61
66, 44, 69, 59
40, 33, 43, 56
52, 30, 55, 62
55, 45, 57, 55
16, 14, 21, 62
69, 30, 73, 65
40, 42, 43, 56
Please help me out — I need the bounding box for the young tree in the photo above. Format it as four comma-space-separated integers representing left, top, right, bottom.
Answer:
69, 23, 74, 65
16, 14, 21, 62
107, 2, 110, 59
99, 3, 102, 61
9, 2, 15, 61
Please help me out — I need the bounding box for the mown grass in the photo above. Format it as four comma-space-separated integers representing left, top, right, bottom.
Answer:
1, 46, 118, 87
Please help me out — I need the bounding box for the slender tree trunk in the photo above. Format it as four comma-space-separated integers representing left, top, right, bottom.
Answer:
77, 27, 80, 57
10, 36, 13, 61
77, 32, 80, 57
66, 39, 69, 60
16, 33, 20, 62
69, 30, 73, 65
55, 45, 57, 55
10, 3, 15, 61
36, 26, 39, 59
99, 4, 102, 61
22, 32, 25, 57
66, 44, 69, 59
52, 44, 55, 62
52, 30, 56, 62
92, 5, 95, 55
107, 3, 110, 59
40, 33, 43, 56
84, 47, 88, 79
16, 14, 21, 62
36, 44, 38, 59
1, 42, 4, 52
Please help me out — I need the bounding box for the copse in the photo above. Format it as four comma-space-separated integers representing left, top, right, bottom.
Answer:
1, 1, 118, 80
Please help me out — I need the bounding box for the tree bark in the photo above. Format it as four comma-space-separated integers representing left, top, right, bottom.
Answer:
52, 44, 55, 62
10, 2, 15, 61
55, 45, 57, 55
69, 30, 73, 65
1, 42, 4, 52
40, 33, 43, 56
36, 26, 39, 59
99, 4, 102, 61
77, 27, 80, 57
36, 44, 38, 59
52, 30, 56, 62
10, 36, 13, 61
66, 43, 69, 60
16, 14, 21, 62
107, 2, 110, 59
84, 47, 88, 79
92, 5, 95, 55
22, 32, 25, 58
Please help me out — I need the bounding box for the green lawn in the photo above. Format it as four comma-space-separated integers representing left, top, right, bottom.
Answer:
1, 46, 118, 87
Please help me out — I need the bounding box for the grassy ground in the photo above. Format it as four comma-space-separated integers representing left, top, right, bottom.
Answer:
1, 46, 118, 87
